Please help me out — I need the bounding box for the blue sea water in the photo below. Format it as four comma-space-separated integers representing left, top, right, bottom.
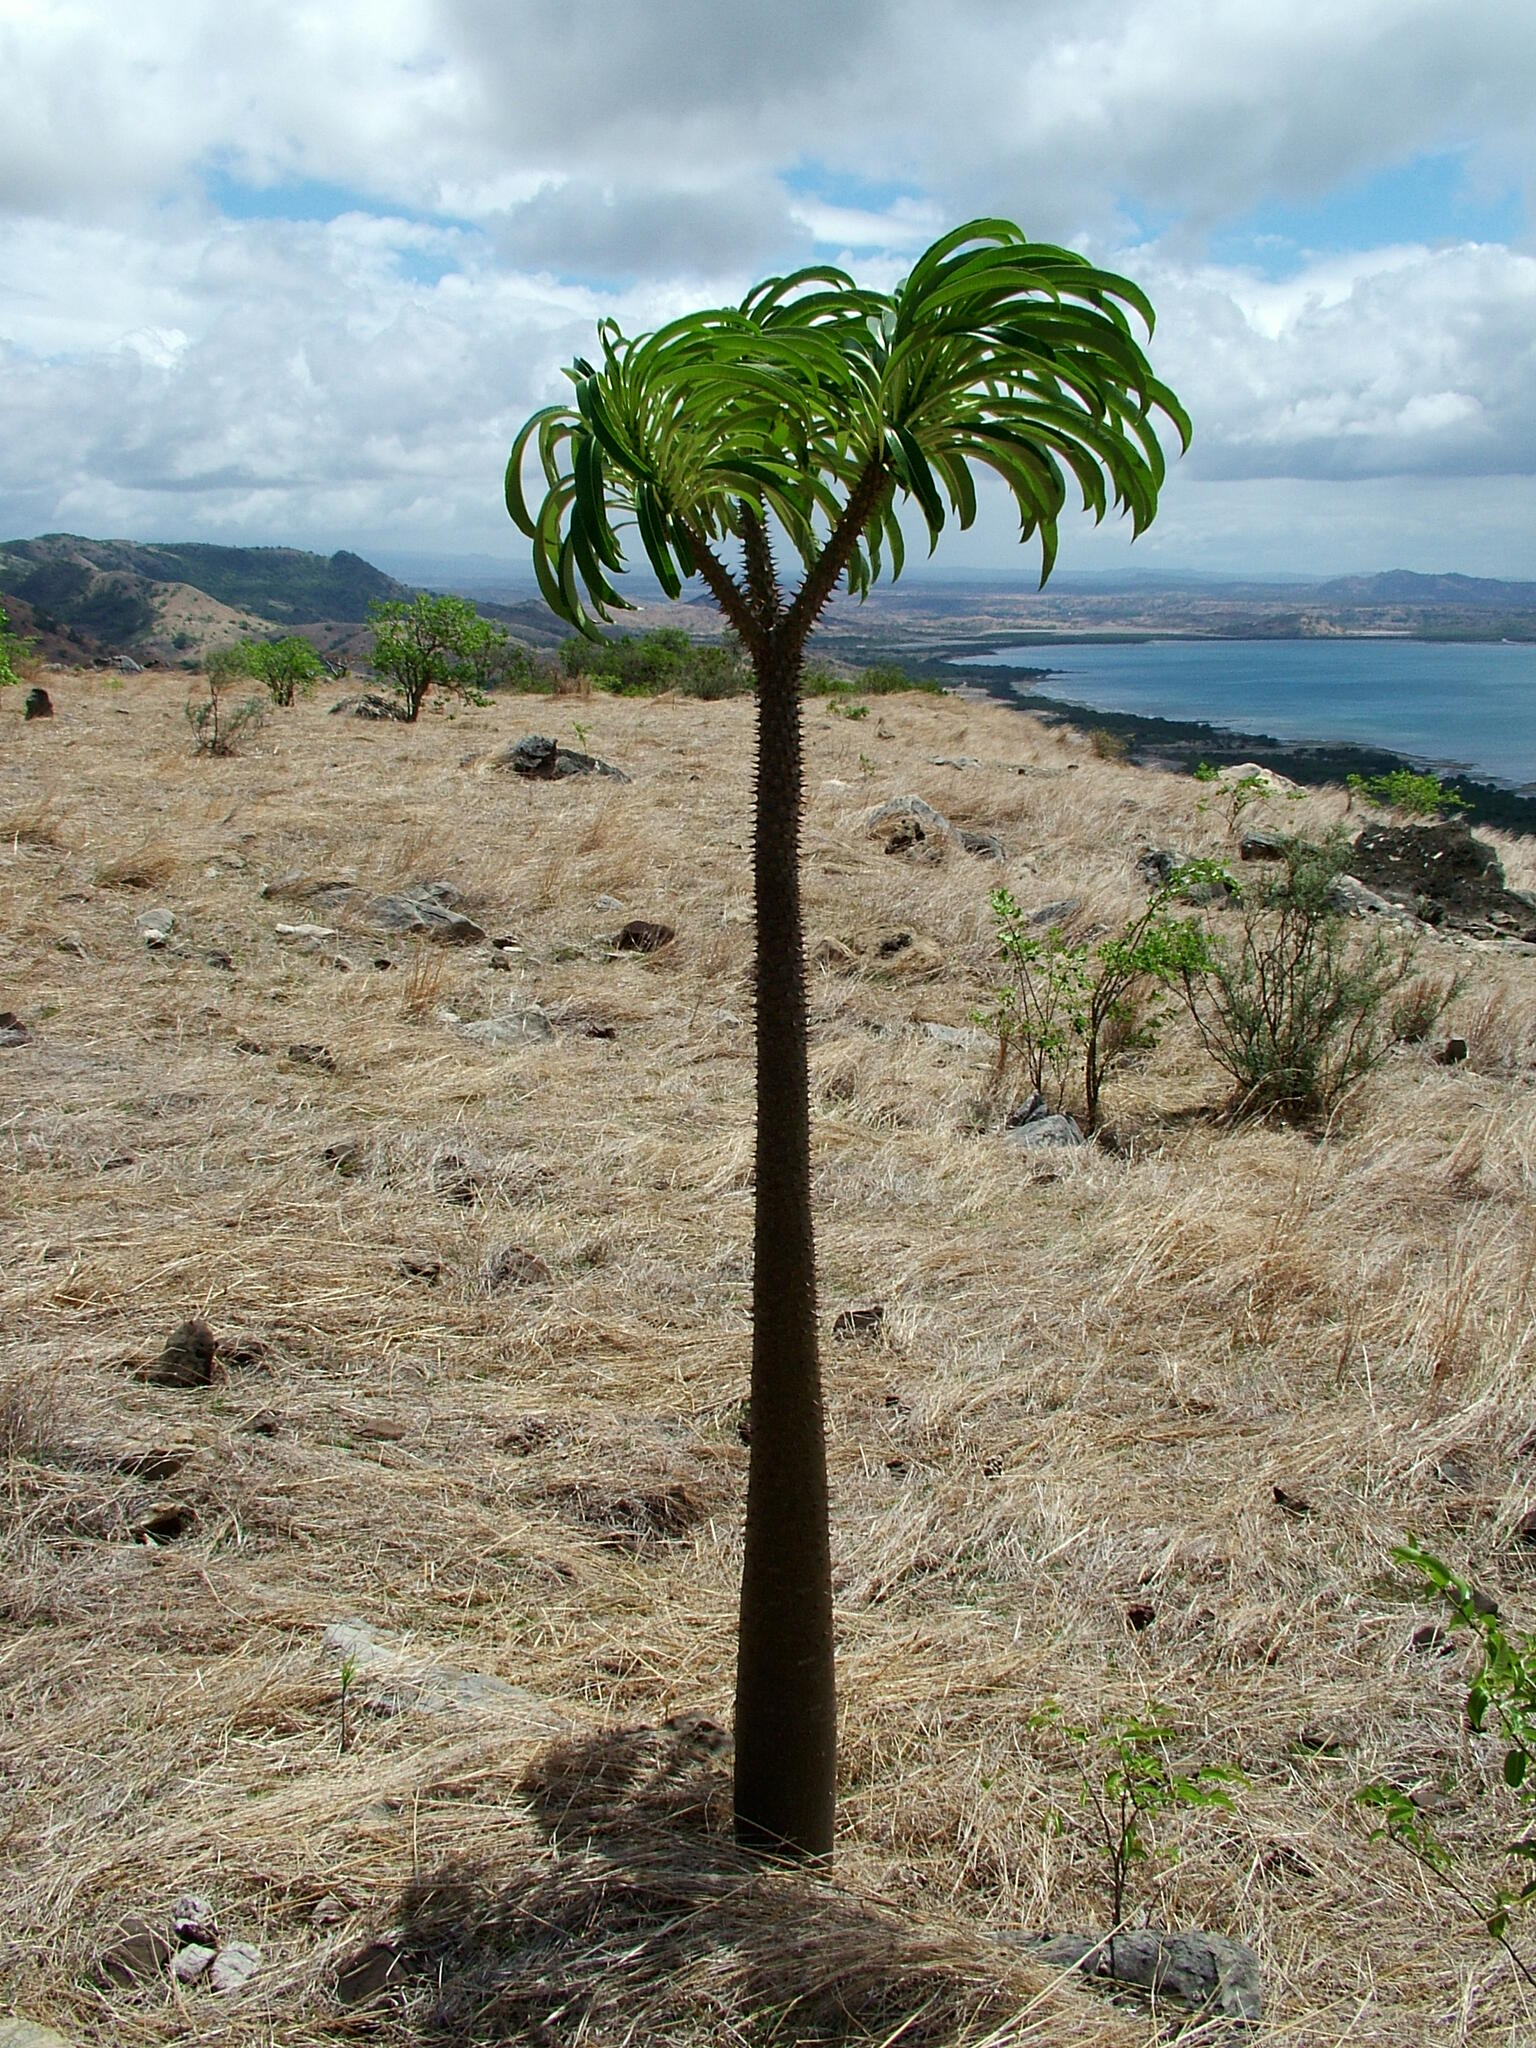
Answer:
954, 639, 1536, 790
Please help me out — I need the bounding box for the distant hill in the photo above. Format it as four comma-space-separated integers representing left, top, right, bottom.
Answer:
0, 534, 416, 664
1310, 570, 1536, 609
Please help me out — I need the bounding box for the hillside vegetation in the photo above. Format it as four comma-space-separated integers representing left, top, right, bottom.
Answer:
3, 672, 1536, 2044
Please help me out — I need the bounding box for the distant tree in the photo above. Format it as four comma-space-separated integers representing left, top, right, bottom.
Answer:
508, 217, 1188, 1860
366, 593, 507, 720
247, 636, 327, 706
0, 603, 36, 690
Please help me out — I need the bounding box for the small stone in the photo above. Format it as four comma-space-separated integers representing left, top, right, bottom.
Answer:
204, 949, 233, 970
99, 1917, 172, 1985
335, 1938, 406, 2004
208, 1942, 262, 1993
1272, 1483, 1314, 1517
462, 1009, 555, 1047
481, 1245, 551, 1290
274, 922, 340, 948
957, 828, 1005, 860
1437, 1037, 1470, 1065
0, 1011, 29, 1048
310, 1894, 348, 1928
1411, 1621, 1453, 1655
323, 1139, 365, 1176
1239, 830, 1288, 860
369, 883, 486, 945
832, 1304, 884, 1341
286, 1042, 336, 1071
131, 1502, 197, 1544
145, 1317, 217, 1388
136, 907, 175, 947
171, 1943, 216, 1985
0, 2023, 73, 2048
1001, 1101, 1084, 1151
397, 1254, 444, 1283
116, 1446, 192, 1481
610, 919, 675, 953
55, 937, 87, 958
1125, 1602, 1156, 1631
432, 1147, 490, 1203
22, 686, 54, 720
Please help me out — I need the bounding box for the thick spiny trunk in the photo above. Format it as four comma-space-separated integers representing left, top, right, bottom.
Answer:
733, 633, 835, 1859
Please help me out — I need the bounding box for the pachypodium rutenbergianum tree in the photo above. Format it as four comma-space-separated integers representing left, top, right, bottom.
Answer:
506, 219, 1189, 1861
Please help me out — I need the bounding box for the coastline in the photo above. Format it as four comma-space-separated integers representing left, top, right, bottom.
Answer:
952, 665, 1536, 834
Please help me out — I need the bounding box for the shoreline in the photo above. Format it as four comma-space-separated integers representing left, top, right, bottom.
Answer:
952, 666, 1536, 834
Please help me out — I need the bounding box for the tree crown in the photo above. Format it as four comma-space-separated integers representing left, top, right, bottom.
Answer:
506, 218, 1190, 644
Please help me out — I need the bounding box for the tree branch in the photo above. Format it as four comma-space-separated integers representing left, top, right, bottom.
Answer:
739, 500, 782, 631
681, 522, 762, 653
781, 458, 888, 653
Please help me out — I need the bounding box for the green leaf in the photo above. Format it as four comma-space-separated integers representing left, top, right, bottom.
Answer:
1507, 1749, 1529, 1790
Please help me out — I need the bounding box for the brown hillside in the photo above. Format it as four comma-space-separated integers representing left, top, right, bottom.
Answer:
3, 672, 1536, 2044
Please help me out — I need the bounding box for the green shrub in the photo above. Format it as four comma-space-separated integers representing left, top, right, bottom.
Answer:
368, 594, 507, 721
1347, 768, 1469, 817
0, 602, 37, 690
1179, 833, 1419, 1120
976, 875, 1214, 1132
187, 670, 265, 755
559, 626, 750, 698
1360, 1544, 1536, 1984
246, 635, 326, 706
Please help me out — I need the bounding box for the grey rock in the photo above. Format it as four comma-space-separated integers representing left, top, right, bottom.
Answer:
1003, 1113, 1084, 1150
921, 1021, 980, 1048
957, 828, 1006, 860
136, 907, 175, 947
0, 2021, 76, 2048
1239, 830, 1288, 861
171, 1894, 218, 1946
23, 686, 53, 720
496, 733, 629, 780
929, 755, 983, 768
1002, 1096, 1085, 1149
321, 1618, 563, 1722
274, 921, 340, 950
0, 1011, 28, 1048
208, 1942, 262, 1994
1006, 1929, 1262, 2024
866, 794, 955, 860
1028, 896, 1081, 928
370, 882, 486, 945
462, 1008, 555, 1047
608, 919, 675, 953
1331, 873, 1412, 920
171, 1943, 216, 1985
330, 692, 399, 719
481, 1244, 551, 1289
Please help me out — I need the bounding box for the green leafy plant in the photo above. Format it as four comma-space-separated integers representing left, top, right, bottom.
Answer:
186, 669, 265, 756
1036, 1704, 1241, 1932
559, 625, 749, 698
1359, 1543, 1536, 1984
1348, 769, 1470, 818
977, 873, 1215, 1132
508, 216, 1187, 1860
367, 593, 507, 721
827, 697, 868, 720
1179, 833, 1420, 1121
247, 635, 327, 706
1194, 760, 1304, 835
0, 602, 37, 690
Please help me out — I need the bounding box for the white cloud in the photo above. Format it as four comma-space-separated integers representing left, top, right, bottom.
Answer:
0, 1, 1532, 571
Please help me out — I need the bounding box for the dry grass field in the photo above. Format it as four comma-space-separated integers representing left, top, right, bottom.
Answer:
5, 669, 1536, 2046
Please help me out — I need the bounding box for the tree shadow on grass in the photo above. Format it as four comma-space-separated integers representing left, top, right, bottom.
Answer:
370, 1718, 1054, 2047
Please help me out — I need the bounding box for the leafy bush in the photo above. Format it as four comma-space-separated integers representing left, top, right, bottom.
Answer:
368, 594, 508, 720
187, 670, 265, 755
1179, 833, 1419, 1121
801, 659, 943, 698
1033, 1702, 1241, 1931
0, 602, 37, 689
209, 635, 327, 706
1359, 1544, 1536, 1985
559, 627, 750, 699
977, 875, 1214, 1132
1348, 768, 1469, 817
1194, 759, 1304, 835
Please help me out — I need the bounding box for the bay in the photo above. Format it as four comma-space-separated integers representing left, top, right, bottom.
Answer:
955, 638, 1536, 790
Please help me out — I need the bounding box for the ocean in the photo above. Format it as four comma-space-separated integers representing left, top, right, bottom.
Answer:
954, 638, 1536, 791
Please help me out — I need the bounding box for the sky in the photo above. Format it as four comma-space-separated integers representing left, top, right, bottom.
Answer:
1, 0, 1533, 586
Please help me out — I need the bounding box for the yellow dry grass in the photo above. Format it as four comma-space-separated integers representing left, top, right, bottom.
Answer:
3, 671, 1536, 2045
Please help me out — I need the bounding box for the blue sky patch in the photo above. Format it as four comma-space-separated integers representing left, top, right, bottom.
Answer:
1207, 151, 1525, 276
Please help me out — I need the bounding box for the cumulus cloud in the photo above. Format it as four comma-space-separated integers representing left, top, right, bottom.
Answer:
0, 0, 1532, 568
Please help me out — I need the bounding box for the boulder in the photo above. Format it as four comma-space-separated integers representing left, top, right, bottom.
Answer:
496, 734, 629, 780
22, 686, 53, 720
1347, 820, 1536, 941
1001, 1093, 1085, 1150
368, 882, 486, 945
1005, 1928, 1261, 2024
462, 1009, 555, 1048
